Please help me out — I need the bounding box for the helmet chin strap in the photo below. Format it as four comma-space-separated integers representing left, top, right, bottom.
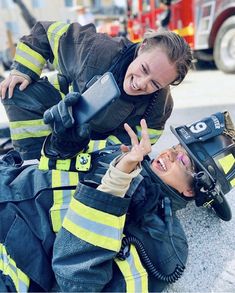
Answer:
142, 159, 193, 212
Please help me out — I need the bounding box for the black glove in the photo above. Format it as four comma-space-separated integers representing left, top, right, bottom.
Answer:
43, 92, 90, 159
43, 92, 81, 135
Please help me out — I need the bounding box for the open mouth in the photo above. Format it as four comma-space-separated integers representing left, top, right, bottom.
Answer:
131, 76, 139, 91
152, 157, 167, 172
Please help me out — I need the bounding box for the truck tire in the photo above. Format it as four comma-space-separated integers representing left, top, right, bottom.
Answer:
214, 16, 235, 73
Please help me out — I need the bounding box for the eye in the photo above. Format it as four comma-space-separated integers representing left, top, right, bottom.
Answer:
142, 64, 160, 90
177, 154, 185, 165
178, 153, 191, 169
141, 64, 148, 74
151, 80, 159, 90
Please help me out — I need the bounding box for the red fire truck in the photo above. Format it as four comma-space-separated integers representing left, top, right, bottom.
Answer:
127, 0, 235, 73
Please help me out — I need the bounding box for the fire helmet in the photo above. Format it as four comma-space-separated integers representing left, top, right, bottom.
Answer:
170, 111, 235, 221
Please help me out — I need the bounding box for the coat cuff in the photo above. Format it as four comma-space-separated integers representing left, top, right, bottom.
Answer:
97, 156, 142, 197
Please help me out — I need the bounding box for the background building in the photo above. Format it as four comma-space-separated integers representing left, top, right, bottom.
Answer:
0, 0, 126, 53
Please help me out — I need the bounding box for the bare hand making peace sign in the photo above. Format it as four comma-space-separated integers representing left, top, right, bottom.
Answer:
116, 119, 152, 173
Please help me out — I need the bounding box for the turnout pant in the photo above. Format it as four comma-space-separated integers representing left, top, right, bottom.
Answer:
2, 78, 61, 160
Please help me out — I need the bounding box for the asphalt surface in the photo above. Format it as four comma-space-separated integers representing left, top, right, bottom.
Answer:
0, 67, 235, 292
150, 67, 235, 292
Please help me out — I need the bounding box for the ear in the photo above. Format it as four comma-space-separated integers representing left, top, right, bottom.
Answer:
182, 188, 195, 197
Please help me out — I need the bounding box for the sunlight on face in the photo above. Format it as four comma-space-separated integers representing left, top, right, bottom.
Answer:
151, 145, 195, 196
123, 47, 177, 96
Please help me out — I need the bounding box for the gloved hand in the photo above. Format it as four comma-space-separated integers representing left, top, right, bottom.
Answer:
43, 92, 90, 159
43, 92, 81, 135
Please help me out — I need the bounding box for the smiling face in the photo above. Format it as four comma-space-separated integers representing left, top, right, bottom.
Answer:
151, 145, 195, 197
123, 46, 177, 96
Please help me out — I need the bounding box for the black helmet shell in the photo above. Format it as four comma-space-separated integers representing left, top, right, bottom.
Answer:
170, 111, 235, 221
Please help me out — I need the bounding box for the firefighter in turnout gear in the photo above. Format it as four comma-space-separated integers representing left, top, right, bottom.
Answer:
0, 111, 234, 292
0, 21, 192, 160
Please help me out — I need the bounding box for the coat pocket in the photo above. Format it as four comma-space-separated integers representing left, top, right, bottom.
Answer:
5, 215, 54, 291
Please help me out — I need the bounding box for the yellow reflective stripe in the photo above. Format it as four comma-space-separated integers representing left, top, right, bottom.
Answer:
15, 42, 46, 76
87, 140, 107, 153
0, 243, 30, 292
51, 170, 78, 232
218, 154, 235, 175
38, 156, 49, 170
63, 197, 125, 251
9, 119, 51, 140
107, 135, 121, 145
136, 126, 163, 144
115, 244, 148, 293
47, 72, 65, 99
56, 159, 71, 171
69, 171, 79, 186
69, 84, 74, 92
51, 170, 63, 232
173, 24, 194, 37
231, 178, 235, 187
47, 22, 69, 69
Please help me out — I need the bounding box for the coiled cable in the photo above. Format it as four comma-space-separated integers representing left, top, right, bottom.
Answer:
117, 197, 185, 284
117, 235, 185, 283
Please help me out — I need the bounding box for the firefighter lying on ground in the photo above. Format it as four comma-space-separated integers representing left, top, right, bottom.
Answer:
0, 21, 192, 160
0, 110, 234, 292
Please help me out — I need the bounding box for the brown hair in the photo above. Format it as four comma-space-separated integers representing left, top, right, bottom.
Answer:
140, 29, 193, 85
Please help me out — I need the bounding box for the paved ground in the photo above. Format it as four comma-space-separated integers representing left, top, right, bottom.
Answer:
0, 67, 235, 292
150, 67, 235, 292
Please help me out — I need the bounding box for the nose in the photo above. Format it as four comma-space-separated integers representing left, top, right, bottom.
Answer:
137, 76, 150, 91
167, 148, 178, 162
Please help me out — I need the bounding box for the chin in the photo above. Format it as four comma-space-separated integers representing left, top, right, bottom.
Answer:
123, 83, 131, 95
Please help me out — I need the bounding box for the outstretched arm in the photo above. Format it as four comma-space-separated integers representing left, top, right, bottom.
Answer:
52, 120, 151, 292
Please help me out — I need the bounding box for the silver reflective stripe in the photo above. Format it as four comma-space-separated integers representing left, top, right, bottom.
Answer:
115, 244, 148, 292
60, 172, 74, 222
51, 170, 78, 232
10, 124, 51, 140
66, 208, 122, 239
48, 23, 67, 54
47, 22, 69, 69
16, 47, 45, 70
126, 249, 144, 290
0, 243, 30, 292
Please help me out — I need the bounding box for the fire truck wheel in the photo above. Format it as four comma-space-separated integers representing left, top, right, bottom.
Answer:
214, 16, 235, 74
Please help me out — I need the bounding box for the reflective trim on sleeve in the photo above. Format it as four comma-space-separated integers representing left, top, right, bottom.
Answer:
136, 126, 163, 145
50, 170, 79, 232
115, 244, 148, 293
14, 42, 46, 76
47, 22, 69, 69
47, 72, 65, 99
107, 135, 122, 145
63, 197, 125, 252
9, 119, 51, 140
86, 140, 107, 153
0, 243, 30, 293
